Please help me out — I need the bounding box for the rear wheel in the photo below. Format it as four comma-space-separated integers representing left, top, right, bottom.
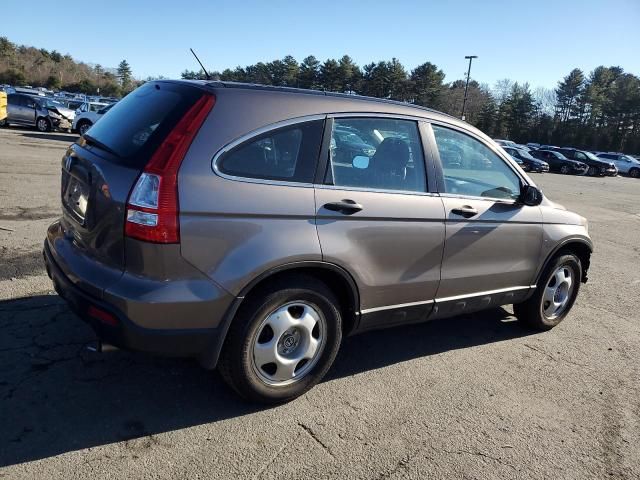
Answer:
36, 117, 51, 132
587, 166, 597, 176
630, 168, 640, 179
514, 253, 581, 330
218, 276, 342, 403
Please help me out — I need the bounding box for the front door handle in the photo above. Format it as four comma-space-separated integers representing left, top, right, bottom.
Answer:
451, 205, 478, 218
323, 199, 363, 214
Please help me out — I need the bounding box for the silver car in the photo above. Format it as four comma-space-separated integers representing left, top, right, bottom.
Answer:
44, 80, 593, 403
6, 93, 75, 132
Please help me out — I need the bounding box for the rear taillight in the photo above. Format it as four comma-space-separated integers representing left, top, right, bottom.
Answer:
125, 93, 215, 243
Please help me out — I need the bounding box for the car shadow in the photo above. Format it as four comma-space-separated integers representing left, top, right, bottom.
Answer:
0, 295, 532, 467
19, 132, 78, 143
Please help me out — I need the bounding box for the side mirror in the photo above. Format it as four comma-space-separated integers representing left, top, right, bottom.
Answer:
352, 155, 369, 169
521, 185, 543, 206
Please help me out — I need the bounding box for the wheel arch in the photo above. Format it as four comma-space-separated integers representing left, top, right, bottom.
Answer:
198, 261, 361, 369
535, 238, 593, 285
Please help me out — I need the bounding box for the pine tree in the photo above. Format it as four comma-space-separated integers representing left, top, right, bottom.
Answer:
117, 59, 133, 89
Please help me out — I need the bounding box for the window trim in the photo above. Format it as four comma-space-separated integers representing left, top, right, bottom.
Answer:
319, 114, 433, 195
211, 114, 326, 188
426, 120, 531, 203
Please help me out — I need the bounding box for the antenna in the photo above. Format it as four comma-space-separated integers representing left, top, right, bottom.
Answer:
189, 48, 211, 80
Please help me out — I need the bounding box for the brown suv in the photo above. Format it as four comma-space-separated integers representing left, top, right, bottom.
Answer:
43, 81, 592, 403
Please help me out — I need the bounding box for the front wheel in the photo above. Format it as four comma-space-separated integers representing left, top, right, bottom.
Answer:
36, 117, 51, 132
218, 276, 342, 403
78, 121, 92, 136
587, 166, 597, 176
560, 165, 570, 174
514, 254, 581, 330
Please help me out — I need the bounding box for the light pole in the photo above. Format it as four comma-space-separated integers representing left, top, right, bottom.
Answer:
461, 55, 478, 121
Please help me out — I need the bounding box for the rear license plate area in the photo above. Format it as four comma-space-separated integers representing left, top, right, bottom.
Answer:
62, 173, 89, 224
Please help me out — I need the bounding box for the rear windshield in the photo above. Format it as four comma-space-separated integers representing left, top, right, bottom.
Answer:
83, 82, 202, 166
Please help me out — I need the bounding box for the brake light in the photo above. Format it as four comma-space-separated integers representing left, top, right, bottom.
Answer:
125, 94, 215, 243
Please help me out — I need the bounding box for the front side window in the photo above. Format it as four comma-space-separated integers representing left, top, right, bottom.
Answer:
218, 120, 324, 183
433, 125, 521, 201
327, 118, 426, 193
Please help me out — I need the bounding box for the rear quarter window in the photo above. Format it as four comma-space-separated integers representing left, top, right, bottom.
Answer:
216, 120, 324, 183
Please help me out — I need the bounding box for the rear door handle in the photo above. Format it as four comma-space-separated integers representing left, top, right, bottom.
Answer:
451, 205, 478, 218
323, 199, 363, 214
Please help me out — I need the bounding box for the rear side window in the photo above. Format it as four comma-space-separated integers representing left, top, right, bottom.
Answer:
83, 82, 203, 166
217, 120, 324, 183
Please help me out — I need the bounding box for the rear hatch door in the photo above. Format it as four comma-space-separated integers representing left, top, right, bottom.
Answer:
57, 82, 208, 283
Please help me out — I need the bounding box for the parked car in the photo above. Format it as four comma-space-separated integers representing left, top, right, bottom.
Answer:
526, 142, 541, 149
506, 153, 529, 171
552, 148, 617, 176
531, 149, 588, 175
75, 101, 109, 115
6, 93, 75, 131
502, 146, 550, 173
44, 80, 592, 403
596, 153, 640, 178
72, 103, 114, 135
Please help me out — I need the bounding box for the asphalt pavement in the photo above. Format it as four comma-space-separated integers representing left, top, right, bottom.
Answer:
0, 127, 638, 479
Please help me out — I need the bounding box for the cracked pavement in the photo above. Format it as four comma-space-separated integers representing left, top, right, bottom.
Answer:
0, 128, 639, 478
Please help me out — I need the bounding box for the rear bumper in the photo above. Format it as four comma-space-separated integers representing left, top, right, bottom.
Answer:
43, 239, 226, 359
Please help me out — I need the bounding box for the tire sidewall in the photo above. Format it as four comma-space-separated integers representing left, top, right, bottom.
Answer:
230, 286, 342, 403
630, 168, 639, 178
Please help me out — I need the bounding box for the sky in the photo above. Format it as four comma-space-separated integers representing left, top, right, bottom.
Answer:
3, 0, 639, 89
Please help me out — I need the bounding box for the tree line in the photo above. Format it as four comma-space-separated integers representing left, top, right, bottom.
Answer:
1, 35, 637, 153
0, 37, 136, 97
183, 56, 640, 153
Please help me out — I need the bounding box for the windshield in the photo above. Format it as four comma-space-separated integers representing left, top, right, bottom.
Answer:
37, 98, 66, 109
584, 151, 600, 161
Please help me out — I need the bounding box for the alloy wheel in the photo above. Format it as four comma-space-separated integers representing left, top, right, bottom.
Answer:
37, 118, 49, 132
541, 266, 575, 320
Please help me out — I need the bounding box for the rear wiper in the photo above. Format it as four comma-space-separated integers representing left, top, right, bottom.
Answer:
83, 134, 120, 157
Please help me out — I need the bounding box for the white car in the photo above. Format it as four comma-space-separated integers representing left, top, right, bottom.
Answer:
72, 103, 114, 135
596, 153, 640, 178
76, 101, 109, 115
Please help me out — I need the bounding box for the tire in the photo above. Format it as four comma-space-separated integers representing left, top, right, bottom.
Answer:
560, 165, 570, 174
218, 275, 342, 403
36, 117, 51, 132
514, 253, 581, 331
587, 166, 597, 176
630, 168, 640, 179
78, 121, 92, 136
